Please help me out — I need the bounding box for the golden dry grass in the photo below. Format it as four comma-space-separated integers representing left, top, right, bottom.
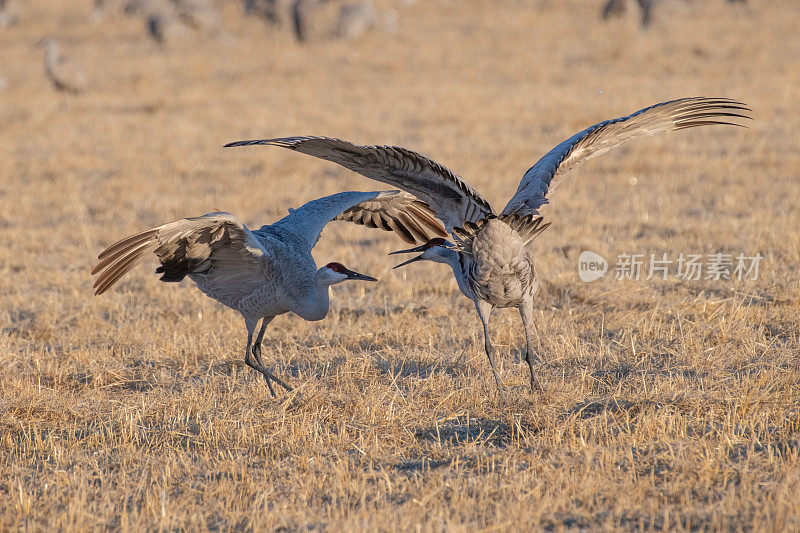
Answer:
1, 0, 799, 530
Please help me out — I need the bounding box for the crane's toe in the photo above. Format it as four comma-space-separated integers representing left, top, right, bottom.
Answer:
244, 351, 279, 397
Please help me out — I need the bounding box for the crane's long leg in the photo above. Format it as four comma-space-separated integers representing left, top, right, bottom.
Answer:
519, 297, 543, 393
253, 317, 271, 353
475, 299, 507, 404
243, 318, 275, 393
251, 316, 293, 394
243, 317, 292, 396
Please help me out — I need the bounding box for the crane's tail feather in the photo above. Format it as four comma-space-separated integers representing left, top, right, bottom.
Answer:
451, 214, 551, 255
504, 214, 551, 245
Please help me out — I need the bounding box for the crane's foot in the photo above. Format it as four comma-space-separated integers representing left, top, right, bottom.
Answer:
245, 350, 292, 397
527, 374, 543, 394
524, 350, 545, 366
252, 345, 293, 393
253, 344, 293, 391
524, 351, 544, 393
245, 347, 276, 395
245, 352, 276, 396
260, 368, 293, 393
496, 384, 509, 407
490, 370, 509, 406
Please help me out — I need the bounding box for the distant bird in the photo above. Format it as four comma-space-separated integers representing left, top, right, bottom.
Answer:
172, 0, 220, 33
335, 1, 375, 40
291, 0, 318, 42
242, 0, 293, 27
0, 0, 19, 28
91, 0, 129, 22
96, 0, 206, 42
146, 10, 179, 45
602, 0, 746, 28
137, 0, 186, 45
292, 0, 388, 42
602, 0, 654, 27
43, 38, 89, 93
224, 97, 752, 402
92, 191, 445, 395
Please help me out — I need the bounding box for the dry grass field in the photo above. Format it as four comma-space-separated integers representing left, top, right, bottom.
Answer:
1, 0, 799, 530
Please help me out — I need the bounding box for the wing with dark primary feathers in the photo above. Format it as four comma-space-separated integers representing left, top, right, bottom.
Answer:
502, 97, 752, 217
270, 190, 447, 248
333, 190, 446, 244
91, 212, 271, 297
224, 136, 495, 231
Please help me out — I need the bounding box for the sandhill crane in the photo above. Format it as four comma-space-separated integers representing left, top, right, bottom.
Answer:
172, 0, 219, 32
224, 97, 752, 402
242, 0, 293, 28
43, 38, 89, 93
289, 0, 389, 43
146, 9, 182, 45
291, 0, 319, 42
92, 190, 446, 396
336, 1, 375, 40
134, 0, 187, 46
601, 0, 654, 27
0, 0, 19, 28
602, 0, 746, 28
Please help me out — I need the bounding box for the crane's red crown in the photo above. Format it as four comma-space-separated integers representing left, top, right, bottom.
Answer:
325, 262, 347, 273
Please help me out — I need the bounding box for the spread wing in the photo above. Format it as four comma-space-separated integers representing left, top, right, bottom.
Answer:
268, 190, 447, 248
501, 97, 752, 216
224, 136, 495, 232
333, 190, 446, 244
91, 212, 271, 298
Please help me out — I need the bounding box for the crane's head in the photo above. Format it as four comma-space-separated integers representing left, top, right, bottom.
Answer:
318, 262, 377, 285
389, 238, 455, 269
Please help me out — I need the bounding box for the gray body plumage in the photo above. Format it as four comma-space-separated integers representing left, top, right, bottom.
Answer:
189, 223, 318, 320
224, 97, 752, 402
466, 219, 536, 309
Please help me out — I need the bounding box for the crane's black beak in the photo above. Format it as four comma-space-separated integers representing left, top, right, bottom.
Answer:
344, 268, 377, 282
389, 243, 427, 270
392, 255, 424, 269
388, 244, 426, 256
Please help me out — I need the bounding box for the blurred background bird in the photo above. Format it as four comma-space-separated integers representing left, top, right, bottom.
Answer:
43, 38, 89, 93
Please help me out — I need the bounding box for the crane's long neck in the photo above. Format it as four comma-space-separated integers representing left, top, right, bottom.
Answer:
437, 248, 477, 301
298, 278, 331, 322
